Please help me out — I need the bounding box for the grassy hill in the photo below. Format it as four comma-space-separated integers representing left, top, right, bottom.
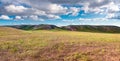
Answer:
62, 25, 120, 33
0, 27, 120, 61
9, 25, 120, 33
10, 24, 59, 30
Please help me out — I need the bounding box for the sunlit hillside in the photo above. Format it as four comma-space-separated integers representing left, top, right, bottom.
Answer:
0, 27, 120, 61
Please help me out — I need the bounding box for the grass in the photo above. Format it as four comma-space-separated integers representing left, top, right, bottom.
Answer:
0, 27, 120, 61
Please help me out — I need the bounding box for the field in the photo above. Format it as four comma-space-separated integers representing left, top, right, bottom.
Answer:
0, 27, 120, 61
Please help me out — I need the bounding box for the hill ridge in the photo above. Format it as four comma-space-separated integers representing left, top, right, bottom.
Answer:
3, 24, 120, 33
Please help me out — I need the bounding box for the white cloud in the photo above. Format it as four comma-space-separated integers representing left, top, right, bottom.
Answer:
79, 18, 92, 21
107, 2, 119, 13
0, 15, 11, 20
70, 7, 80, 16
81, 2, 90, 13
29, 15, 44, 21
62, 20, 74, 23
46, 14, 61, 19
0, 0, 120, 20
106, 13, 115, 18
97, 0, 104, 3
79, 18, 108, 21
33, 9, 46, 15
47, 4, 68, 14
29, 15, 39, 20
15, 16, 23, 20
79, 0, 120, 15
5, 5, 27, 13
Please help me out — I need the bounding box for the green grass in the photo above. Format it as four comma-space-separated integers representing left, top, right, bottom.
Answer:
0, 27, 120, 61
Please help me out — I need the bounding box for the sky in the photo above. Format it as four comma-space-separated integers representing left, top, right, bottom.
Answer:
0, 0, 120, 26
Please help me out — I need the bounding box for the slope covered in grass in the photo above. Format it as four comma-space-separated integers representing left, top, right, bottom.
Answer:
62, 25, 120, 33
0, 27, 120, 61
10, 25, 120, 33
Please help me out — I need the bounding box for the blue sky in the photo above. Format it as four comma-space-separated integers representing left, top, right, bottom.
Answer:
0, 0, 120, 26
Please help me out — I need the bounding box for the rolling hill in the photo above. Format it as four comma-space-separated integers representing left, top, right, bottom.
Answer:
0, 26, 120, 61
10, 24, 58, 30
61, 25, 120, 33
8, 24, 120, 33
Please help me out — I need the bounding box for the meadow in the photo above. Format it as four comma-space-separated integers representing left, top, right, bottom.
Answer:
0, 27, 120, 61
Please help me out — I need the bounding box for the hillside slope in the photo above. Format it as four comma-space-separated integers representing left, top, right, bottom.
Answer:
0, 27, 120, 61
0, 26, 24, 34
62, 25, 120, 33
11, 24, 58, 30
9, 25, 120, 33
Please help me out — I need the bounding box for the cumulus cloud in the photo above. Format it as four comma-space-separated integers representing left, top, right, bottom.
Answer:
108, 2, 119, 12
15, 16, 23, 20
0, 0, 120, 20
0, 15, 11, 20
106, 13, 115, 18
29, 15, 39, 20
46, 14, 61, 19
0, 0, 67, 20
5, 5, 27, 13
22, 15, 44, 21
45, 4, 68, 14
69, 7, 80, 16
79, 18, 108, 21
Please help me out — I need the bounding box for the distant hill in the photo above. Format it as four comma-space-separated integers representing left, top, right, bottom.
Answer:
10, 24, 59, 30
61, 25, 120, 33
6, 24, 120, 33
